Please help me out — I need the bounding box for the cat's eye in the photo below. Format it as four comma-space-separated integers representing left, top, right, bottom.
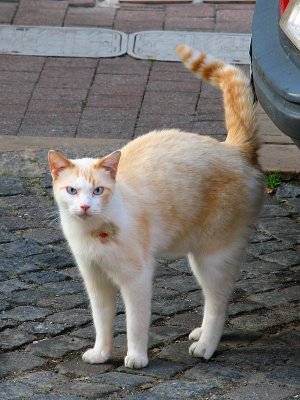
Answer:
66, 186, 77, 195
93, 186, 104, 196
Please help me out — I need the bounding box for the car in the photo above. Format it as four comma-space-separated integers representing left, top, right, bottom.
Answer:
251, 0, 300, 148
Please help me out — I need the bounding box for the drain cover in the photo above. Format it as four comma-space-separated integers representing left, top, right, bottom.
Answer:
128, 31, 251, 64
0, 25, 127, 58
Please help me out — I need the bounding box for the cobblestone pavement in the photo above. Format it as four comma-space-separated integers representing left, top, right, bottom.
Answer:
0, 148, 300, 399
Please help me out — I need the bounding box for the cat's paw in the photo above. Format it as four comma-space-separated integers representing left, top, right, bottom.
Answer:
189, 327, 203, 341
124, 354, 148, 369
82, 348, 110, 364
189, 340, 216, 360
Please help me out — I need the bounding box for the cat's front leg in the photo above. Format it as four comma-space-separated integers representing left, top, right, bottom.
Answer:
78, 262, 117, 364
121, 268, 153, 369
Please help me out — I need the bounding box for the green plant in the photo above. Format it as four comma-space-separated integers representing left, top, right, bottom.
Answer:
266, 171, 282, 190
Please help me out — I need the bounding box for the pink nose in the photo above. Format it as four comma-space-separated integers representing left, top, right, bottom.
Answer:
80, 205, 90, 213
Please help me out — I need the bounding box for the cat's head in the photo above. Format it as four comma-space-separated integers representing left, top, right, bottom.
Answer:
48, 150, 121, 220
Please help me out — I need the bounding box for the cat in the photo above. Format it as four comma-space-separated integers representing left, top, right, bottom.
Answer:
48, 44, 265, 369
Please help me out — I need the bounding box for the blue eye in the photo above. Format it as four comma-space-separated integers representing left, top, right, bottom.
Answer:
93, 187, 104, 195
66, 186, 77, 195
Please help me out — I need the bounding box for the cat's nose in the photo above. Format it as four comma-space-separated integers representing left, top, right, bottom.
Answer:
80, 205, 90, 213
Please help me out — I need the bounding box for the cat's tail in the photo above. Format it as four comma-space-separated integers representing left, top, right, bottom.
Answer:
176, 44, 259, 165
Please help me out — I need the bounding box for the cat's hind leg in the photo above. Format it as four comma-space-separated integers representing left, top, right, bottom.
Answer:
188, 246, 242, 360
79, 264, 117, 364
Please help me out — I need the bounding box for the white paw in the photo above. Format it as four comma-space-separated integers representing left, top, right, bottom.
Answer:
82, 348, 110, 364
124, 354, 148, 369
189, 340, 216, 360
189, 327, 203, 341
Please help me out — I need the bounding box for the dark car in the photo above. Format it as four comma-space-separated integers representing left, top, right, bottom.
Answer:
251, 0, 300, 148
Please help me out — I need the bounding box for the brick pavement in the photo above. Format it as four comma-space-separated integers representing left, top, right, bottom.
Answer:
0, 0, 300, 399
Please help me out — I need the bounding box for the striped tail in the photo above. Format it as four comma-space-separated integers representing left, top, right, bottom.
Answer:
176, 44, 260, 165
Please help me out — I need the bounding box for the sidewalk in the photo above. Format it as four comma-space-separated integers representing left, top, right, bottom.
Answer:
0, 0, 299, 172
0, 1, 299, 399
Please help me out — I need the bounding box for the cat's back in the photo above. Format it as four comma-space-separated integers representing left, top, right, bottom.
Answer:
118, 129, 222, 177
117, 129, 248, 183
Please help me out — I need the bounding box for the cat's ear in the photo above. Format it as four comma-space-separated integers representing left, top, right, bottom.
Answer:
95, 150, 121, 180
48, 150, 73, 179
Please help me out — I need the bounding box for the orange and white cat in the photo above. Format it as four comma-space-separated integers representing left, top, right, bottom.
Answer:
48, 45, 265, 369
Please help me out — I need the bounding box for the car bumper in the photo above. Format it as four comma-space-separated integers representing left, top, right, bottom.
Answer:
252, 0, 300, 146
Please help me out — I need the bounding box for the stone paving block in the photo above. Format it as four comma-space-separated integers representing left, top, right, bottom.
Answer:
229, 310, 296, 332
267, 365, 300, 387
64, 7, 115, 27
114, 20, 163, 33
155, 274, 199, 293
166, 4, 214, 17
37, 69, 94, 89
276, 183, 300, 198
53, 381, 120, 397
0, 238, 45, 257
241, 259, 287, 279
0, 382, 37, 399
260, 204, 291, 218
260, 249, 300, 266
152, 292, 202, 316
2, 305, 50, 322
68, 0, 96, 6
2, 216, 39, 232
118, 359, 189, 379
22, 228, 64, 245
0, 278, 35, 294
57, 357, 113, 377
147, 80, 201, 93
258, 219, 300, 245
0, 328, 36, 351
90, 371, 154, 389
284, 198, 300, 214
20, 321, 66, 336
136, 114, 194, 134
150, 70, 198, 83
77, 109, 137, 139
27, 335, 90, 358
165, 17, 215, 31
5, 288, 49, 305
19, 112, 81, 137
0, 351, 47, 378
31, 87, 88, 102
86, 94, 142, 110
27, 99, 83, 114
1, 71, 40, 85
146, 380, 218, 399
0, 55, 45, 72
116, 9, 164, 22
149, 326, 188, 348
97, 57, 150, 76
12, 370, 69, 391
183, 361, 246, 385
28, 252, 74, 270
0, 2, 17, 24
92, 74, 147, 96
0, 176, 24, 196
157, 340, 198, 365
224, 382, 297, 400
141, 92, 198, 115
247, 286, 300, 306
14, 0, 68, 26
45, 309, 91, 329
193, 121, 226, 136
36, 293, 87, 310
